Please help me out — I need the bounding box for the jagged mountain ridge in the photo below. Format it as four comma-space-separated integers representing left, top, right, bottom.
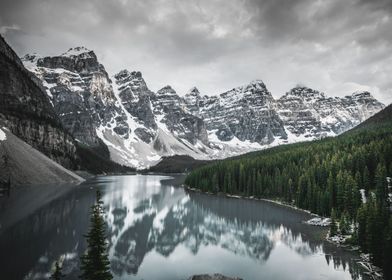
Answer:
23, 50, 213, 168
21, 47, 385, 169
186, 81, 288, 145
22, 48, 126, 147
276, 87, 384, 138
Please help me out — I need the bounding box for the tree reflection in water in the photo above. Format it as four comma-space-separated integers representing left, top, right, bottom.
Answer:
0, 175, 368, 280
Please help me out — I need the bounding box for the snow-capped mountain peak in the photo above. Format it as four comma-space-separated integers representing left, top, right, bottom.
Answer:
61, 46, 92, 57
247, 79, 268, 90
277, 86, 384, 138
22, 53, 41, 63
188, 86, 200, 95
349, 91, 375, 101
21, 47, 385, 169
115, 69, 143, 80
284, 86, 326, 100
114, 70, 149, 97
157, 85, 177, 95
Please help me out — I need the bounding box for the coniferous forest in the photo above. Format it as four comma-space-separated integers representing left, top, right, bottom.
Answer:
185, 105, 392, 277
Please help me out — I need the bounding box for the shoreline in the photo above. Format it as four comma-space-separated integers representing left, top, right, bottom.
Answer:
183, 184, 384, 280
183, 185, 316, 216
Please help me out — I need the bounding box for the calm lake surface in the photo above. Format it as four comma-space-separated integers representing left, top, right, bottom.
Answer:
0, 175, 369, 280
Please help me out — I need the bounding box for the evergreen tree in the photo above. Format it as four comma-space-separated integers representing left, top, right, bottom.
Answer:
287, 178, 293, 203
212, 173, 218, 193
330, 208, 338, 236
366, 198, 383, 265
363, 166, 370, 195
356, 205, 367, 251
351, 183, 362, 221
327, 172, 335, 209
345, 175, 357, 218
355, 171, 362, 190
383, 218, 392, 279
339, 211, 350, 235
375, 163, 388, 208
50, 261, 65, 280
80, 190, 113, 280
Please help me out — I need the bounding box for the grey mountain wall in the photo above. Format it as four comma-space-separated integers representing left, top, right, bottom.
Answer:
0, 36, 77, 168
20, 46, 385, 169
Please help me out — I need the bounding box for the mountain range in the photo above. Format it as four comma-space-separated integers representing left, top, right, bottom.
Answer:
0, 36, 385, 171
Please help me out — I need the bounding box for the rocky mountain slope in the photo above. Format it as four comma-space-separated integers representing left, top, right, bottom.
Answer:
0, 35, 77, 169
276, 86, 384, 139
1, 36, 133, 178
22, 47, 124, 147
0, 126, 83, 185
187, 80, 286, 144
23, 50, 213, 169
21, 47, 385, 169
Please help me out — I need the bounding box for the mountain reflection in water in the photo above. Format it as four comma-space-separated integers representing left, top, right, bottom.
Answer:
0, 175, 367, 280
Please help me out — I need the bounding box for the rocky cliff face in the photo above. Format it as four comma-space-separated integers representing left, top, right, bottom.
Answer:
100, 71, 211, 167
276, 87, 385, 138
0, 36, 77, 168
114, 70, 156, 132
21, 46, 385, 169
152, 85, 209, 145
22, 47, 126, 147
184, 87, 202, 117
23, 46, 214, 169
188, 80, 287, 144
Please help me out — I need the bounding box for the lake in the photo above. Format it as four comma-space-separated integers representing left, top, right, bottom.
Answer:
0, 175, 368, 280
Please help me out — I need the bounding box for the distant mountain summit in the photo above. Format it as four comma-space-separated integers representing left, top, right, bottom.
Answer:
22, 47, 119, 147
20, 47, 385, 169
61, 46, 92, 57
276, 86, 384, 138
187, 80, 286, 144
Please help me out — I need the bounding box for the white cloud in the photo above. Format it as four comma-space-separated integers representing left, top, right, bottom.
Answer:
0, 0, 391, 104
0, 24, 20, 35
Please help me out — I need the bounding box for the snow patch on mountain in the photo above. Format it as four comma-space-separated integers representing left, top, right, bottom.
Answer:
21, 48, 385, 169
62, 46, 92, 57
0, 127, 7, 141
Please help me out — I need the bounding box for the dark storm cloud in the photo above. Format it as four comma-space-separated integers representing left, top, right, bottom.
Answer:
0, 0, 391, 103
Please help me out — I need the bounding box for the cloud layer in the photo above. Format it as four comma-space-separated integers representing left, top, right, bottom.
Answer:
1, 0, 391, 103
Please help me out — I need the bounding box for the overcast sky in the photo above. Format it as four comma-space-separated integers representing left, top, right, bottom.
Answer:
1, 0, 391, 104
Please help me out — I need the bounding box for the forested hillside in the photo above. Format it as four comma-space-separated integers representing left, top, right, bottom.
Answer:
185, 104, 392, 277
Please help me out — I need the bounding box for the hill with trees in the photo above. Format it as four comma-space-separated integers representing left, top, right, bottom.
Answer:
185, 104, 392, 277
